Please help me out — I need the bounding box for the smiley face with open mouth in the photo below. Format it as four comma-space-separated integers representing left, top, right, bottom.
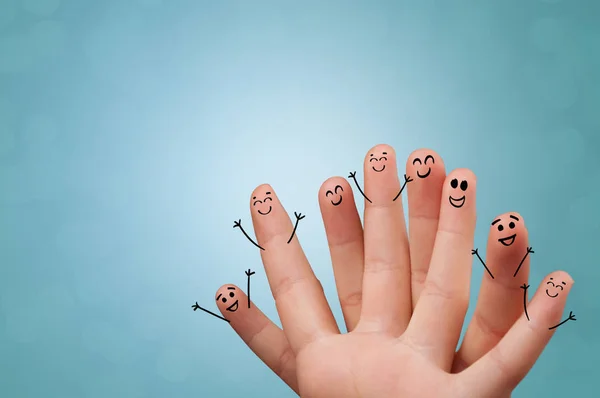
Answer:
448, 178, 468, 208
491, 214, 520, 246
217, 286, 240, 312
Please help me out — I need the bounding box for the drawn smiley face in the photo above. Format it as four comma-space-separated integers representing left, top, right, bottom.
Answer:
216, 287, 239, 312
369, 151, 388, 172
448, 178, 469, 208
545, 277, 567, 298
412, 154, 435, 179
252, 191, 273, 215
325, 184, 344, 206
491, 214, 520, 246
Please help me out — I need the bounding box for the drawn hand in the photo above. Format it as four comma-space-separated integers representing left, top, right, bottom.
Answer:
191, 302, 200, 311
520, 283, 530, 290
348, 171, 356, 179
527, 247, 534, 254
294, 212, 305, 221
568, 311, 576, 321
404, 174, 413, 183
471, 248, 478, 255
245, 269, 255, 277
233, 219, 241, 228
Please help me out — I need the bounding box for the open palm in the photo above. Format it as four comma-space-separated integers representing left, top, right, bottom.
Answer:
216, 145, 573, 397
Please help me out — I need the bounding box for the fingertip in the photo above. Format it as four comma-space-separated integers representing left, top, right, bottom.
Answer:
365, 143, 396, 161
406, 148, 445, 169
251, 184, 275, 202
215, 284, 246, 313
319, 177, 349, 198
543, 270, 574, 286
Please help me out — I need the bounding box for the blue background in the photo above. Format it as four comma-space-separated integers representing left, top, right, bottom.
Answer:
1, 0, 599, 397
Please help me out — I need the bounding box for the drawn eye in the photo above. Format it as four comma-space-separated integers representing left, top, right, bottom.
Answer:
557, 285, 564, 290
450, 179, 458, 189
334, 185, 343, 194
252, 200, 261, 206
264, 197, 272, 202
424, 155, 435, 164
498, 224, 504, 231
221, 297, 227, 303
229, 292, 235, 297
460, 180, 468, 191
412, 157, 422, 165
379, 157, 387, 161
325, 190, 333, 197
369, 157, 377, 162
509, 222, 515, 229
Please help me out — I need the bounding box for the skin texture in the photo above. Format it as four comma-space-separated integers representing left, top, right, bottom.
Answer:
214, 145, 574, 397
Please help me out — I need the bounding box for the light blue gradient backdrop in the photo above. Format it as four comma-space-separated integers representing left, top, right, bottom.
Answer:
1, 0, 599, 397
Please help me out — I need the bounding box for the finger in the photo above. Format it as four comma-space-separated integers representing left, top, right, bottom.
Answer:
458, 271, 574, 396
319, 177, 364, 332
405, 149, 446, 309
355, 144, 411, 336
250, 184, 339, 353
215, 284, 298, 393
405, 169, 476, 370
454, 212, 531, 372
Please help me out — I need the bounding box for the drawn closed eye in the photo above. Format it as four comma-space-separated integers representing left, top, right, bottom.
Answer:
379, 157, 387, 161
546, 281, 555, 286
412, 157, 422, 165
334, 185, 343, 194
369, 158, 377, 162
325, 190, 333, 197
424, 155, 435, 164
263, 197, 273, 202
557, 285, 564, 290
252, 200, 262, 206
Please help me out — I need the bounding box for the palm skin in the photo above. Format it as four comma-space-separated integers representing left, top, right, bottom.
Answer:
296, 333, 452, 398
213, 146, 574, 398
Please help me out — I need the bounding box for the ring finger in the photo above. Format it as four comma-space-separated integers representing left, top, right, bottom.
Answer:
453, 212, 532, 371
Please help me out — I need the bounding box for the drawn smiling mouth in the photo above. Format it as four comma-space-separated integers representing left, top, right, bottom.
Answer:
226, 300, 239, 312
331, 197, 343, 206
372, 165, 386, 172
417, 168, 431, 178
545, 290, 558, 298
257, 207, 272, 215
449, 196, 466, 208
498, 234, 516, 247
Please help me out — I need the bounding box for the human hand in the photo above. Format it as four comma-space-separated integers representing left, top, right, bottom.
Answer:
214, 145, 574, 397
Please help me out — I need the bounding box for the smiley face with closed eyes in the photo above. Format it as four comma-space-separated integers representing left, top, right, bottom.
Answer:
369, 151, 388, 172
325, 184, 344, 206
253, 191, 273, 215
412, 154, 435, 179
545, 277, 567, 298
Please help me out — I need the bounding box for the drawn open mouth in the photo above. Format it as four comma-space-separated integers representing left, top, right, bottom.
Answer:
372, 165, 386, 172
545, 290, 558, 298
226, 300, 239, 312
417, 168, 431, 178
257, 206, 272, 215
498, 234, 516, 246
449, 196, 466, 208
331, 197, 343, 206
